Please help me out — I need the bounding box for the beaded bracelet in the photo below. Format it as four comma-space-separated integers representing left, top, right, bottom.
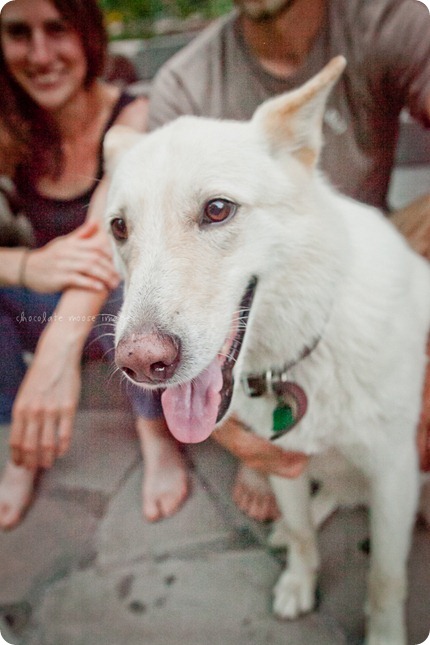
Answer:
18, 248, 30, 288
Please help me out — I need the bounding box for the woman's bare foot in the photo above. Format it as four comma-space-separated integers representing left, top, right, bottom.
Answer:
233, 465, 280, 522
0, 461, 36, 530
136, 416, 190, 522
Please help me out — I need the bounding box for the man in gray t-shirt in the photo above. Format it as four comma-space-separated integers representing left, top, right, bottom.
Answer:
149, 0, 430, 212
140, 0, 430, 522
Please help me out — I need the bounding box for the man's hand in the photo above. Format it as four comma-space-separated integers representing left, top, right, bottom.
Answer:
213, 415, 309, 478
391, 194, 430, 259
418, 339, 430, 472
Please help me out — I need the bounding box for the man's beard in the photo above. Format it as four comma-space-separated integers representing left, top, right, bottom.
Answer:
235, 0, 297, 21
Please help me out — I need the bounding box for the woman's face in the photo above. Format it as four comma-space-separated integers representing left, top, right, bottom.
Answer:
0, 0, 88, 111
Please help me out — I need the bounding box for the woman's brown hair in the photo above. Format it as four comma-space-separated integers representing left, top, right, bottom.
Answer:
0, 0, 108, 181
48, 0, 107, 87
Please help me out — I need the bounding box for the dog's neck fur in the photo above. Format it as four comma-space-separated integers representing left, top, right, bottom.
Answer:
239, 179, 349, 376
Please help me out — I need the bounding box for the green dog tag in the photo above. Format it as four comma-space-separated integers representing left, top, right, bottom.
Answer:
273, 404, 295, 433
270, 382, 308, 440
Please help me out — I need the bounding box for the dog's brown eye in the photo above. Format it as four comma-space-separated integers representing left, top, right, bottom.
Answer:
202, 199, 237, 225
111, 217, 128, 241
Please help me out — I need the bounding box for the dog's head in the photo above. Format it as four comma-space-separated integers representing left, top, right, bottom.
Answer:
103, 56, 346, 443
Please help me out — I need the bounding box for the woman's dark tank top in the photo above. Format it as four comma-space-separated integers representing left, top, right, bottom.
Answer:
15, 92, 135, 248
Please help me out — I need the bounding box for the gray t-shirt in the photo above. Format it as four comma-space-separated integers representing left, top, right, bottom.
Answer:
148, 0, 430, 209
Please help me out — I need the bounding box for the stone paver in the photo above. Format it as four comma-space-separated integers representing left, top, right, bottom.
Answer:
186, 438, 273, 544
40, 410, 139, 495
26, 552, 346, 645
96, 465, 237, 569
407, 526, 430, 645
0, 495, 98, 607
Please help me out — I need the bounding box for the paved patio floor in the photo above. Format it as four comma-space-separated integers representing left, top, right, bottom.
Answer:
0, 360, 429, 645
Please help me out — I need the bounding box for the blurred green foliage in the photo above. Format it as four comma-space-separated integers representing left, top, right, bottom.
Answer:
99, 0, 232, 21
101, 0, 163, 20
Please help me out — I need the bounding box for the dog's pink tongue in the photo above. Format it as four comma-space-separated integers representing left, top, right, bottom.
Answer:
161, 359, 223, 444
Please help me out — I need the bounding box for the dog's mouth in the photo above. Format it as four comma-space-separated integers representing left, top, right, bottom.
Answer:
161, 277, 257, 443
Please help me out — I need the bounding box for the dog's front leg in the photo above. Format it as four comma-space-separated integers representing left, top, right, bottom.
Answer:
269, 472, 319, 619
366, 446, 419, 645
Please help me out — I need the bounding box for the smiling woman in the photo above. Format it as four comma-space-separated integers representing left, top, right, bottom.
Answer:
0, 0, 107, 183
0, 0, 158, 530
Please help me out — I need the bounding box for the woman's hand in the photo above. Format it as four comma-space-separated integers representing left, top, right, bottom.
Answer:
24, 219, 120, 293
9, 336, 82, 470
213, 415, 309, 478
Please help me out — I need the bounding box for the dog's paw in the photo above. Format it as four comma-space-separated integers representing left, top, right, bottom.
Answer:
273, 570, 316, 619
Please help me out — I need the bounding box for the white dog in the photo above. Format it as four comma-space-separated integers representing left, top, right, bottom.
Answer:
104, 57, 430, 645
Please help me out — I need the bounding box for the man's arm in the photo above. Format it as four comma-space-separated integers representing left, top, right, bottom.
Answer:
378, 1, 430, 255
213, 415, 309, 478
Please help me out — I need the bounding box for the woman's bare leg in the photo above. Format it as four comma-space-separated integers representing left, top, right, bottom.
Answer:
136, 416, 190, 522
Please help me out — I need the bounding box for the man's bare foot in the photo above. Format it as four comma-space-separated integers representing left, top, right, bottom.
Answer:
0, 461, 36, 530
233, 465, 280, 521
136, 416, 190, 522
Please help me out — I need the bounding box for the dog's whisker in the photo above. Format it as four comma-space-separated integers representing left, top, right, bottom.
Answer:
74, 173, 101, 183
91, 322, 117, 331
231, 308, 251, 319
107, 364, 123, 385
231, 316, 250, 326
101, 346, 117, 361
106, 360, 118, 376
92, 332, 116, 341
219, 353, 238, 364
93, 331, 116, 341
85, 333, 116, 352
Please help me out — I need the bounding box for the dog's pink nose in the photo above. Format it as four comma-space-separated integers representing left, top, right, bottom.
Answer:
116, 333, 180, 384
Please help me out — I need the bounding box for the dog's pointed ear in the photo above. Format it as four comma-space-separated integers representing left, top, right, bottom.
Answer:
253, 56, 346, 169
103, 125, 143, 175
